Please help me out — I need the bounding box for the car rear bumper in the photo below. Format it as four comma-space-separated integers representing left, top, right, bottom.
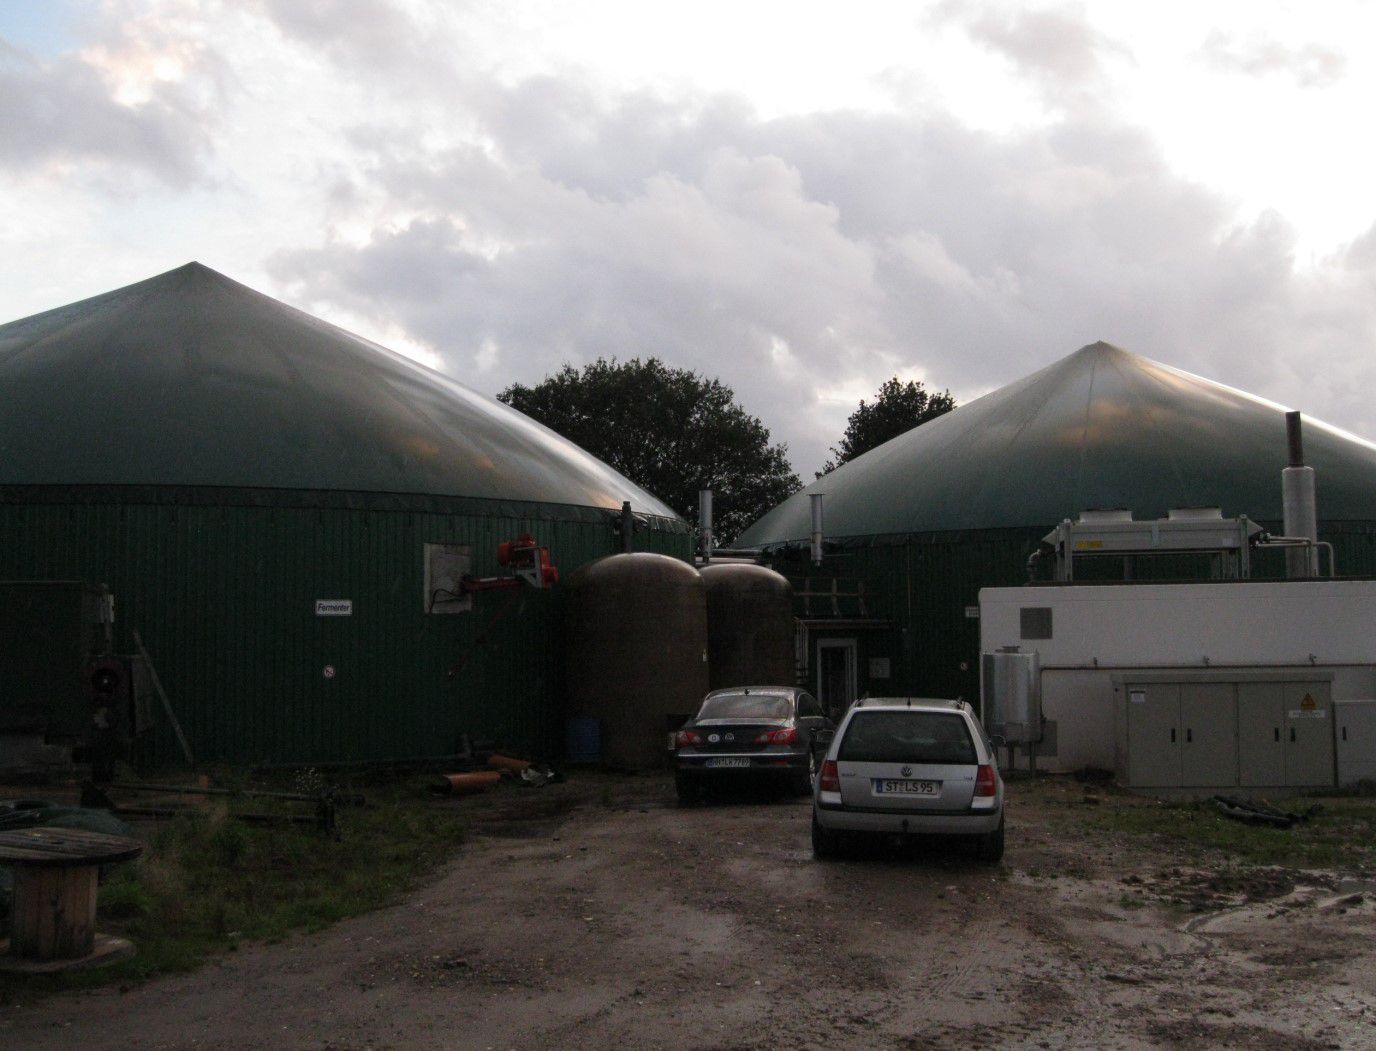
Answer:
813, 802, 1002, 836
676, 751, 809, 774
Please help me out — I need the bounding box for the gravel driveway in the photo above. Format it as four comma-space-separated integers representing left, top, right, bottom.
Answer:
3, 775, 1375, 1049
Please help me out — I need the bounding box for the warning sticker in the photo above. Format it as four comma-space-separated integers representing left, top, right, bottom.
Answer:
1129, 690, 1146, 705
1289, 693, 1324, 718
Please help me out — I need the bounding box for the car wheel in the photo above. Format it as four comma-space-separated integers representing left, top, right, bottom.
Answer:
792, 749, 817, 796
812, 812, 842, 860
976, 815, 1005, 863
675, 771, 699, 807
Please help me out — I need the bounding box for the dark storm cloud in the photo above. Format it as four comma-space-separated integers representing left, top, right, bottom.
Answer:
1200, 30, 1346, 88
0, 37, 209, 184
268, 57, 1376, 477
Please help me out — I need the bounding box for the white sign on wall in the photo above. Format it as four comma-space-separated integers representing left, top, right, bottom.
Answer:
315, 599, 353, 616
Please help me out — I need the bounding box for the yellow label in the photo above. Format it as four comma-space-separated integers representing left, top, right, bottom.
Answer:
1073, 540, 1105, 550
1301, 693, 1317, 711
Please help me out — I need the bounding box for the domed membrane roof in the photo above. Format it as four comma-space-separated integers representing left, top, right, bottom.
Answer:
740, 342, 1376, 545
0, 263, 677, 518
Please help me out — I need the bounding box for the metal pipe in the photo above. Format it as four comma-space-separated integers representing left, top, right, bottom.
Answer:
698, 488, 713, 564
1319, 540, 1336, 576
109, 781, 361, 804
810, 493, 825, 566
1286, 410, 1305, 467
1282, 412, 1318, 576
620, 501, 634, 553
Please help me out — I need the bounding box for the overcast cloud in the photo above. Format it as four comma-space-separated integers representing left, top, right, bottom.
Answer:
2, 1, 1375, 479
0, 34, 211, 184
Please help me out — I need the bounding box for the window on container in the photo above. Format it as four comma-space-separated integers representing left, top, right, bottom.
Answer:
1020, 606, 1052, 640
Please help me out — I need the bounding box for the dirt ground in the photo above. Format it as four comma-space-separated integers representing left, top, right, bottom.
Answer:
4, 774, 1376, 1050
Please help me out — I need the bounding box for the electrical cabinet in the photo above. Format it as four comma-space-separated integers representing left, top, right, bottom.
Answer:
1336, 700, 1376, 785
1118, 675, 1334, 790
1235, 681, 1332, 787
1124, 682, 1236, 787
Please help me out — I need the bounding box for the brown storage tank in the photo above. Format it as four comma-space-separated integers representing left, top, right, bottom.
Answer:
702, 563, 795, 690
564, 553, 708, 768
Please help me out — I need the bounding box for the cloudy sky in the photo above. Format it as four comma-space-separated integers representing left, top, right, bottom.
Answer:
3, 1, 1375, 477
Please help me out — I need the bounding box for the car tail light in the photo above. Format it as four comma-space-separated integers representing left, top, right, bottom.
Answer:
819, 760, 840, 792
974, 764, 997, 797
675, 729, 703, 747
755, 727, 798, 745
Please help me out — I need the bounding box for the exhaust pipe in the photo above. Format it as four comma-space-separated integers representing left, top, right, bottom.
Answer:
698, 488, 713, 564
810, 493, 825, 566
620, 501, 634, 553
1282, 411, 1319, 577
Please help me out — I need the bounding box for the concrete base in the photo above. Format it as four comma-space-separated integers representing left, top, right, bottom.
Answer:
0, 933, 134, 973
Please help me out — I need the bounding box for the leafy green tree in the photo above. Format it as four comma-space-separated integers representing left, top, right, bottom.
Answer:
819, 377, 956, 475
499, 358, 800, 544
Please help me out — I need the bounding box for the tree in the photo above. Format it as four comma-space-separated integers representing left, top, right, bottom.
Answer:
499, 358, 801, 545
819, 376, 956, 475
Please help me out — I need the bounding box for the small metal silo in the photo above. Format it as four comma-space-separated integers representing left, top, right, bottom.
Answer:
701, 563, 795, 690
563, 553, 708, 768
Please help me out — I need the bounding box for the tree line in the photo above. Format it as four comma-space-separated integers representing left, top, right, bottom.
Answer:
499, 359, 954, 545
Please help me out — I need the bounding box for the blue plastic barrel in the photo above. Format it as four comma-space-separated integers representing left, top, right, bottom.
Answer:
565, 716, 602, 764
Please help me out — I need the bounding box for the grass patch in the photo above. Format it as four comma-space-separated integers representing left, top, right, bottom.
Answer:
0, 774, 469, 1001
1087, 795, 1376, 870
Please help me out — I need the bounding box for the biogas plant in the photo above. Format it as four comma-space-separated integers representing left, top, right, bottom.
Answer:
743, 343, 1376, 793
5, 268, 1376, 794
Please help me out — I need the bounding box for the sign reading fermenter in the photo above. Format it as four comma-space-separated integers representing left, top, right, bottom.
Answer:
315, 600, 353, 616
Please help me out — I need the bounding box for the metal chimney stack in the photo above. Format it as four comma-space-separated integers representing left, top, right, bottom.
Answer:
698, 488, 713, 564
810, 493, 825, 566
1282, 411, 1319, 577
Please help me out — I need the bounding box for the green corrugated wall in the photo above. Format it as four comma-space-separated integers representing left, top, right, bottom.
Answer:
0, 491, 691, 766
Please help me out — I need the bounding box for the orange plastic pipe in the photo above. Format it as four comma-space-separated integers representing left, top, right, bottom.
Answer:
487, 753, 530, 773
442, 771, 500, 795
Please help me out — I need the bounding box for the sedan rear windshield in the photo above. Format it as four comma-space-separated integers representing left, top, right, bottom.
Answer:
839, 711, 976, 765
697, 694, 793, 720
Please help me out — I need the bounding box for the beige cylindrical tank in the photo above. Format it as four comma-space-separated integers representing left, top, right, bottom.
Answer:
702, 563, 795, 691
563, 553, 708, 769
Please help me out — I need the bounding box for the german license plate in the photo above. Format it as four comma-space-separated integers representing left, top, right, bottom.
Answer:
705, 757, 750, 768
873, 779, 939, 795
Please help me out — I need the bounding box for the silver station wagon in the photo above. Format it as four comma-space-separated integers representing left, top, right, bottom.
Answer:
811, 698, 1005, 862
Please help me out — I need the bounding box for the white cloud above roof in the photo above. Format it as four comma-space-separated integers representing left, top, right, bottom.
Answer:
1, 0, 1375, 478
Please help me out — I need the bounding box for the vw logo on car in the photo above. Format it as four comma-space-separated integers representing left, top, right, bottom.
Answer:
901, 766, 912, 777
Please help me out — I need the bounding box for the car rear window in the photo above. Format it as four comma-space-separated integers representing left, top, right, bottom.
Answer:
697, 694, 792, 720
838, 711, 977, 764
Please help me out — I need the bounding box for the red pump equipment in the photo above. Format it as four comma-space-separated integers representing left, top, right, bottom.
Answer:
460, 534, 558, 593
